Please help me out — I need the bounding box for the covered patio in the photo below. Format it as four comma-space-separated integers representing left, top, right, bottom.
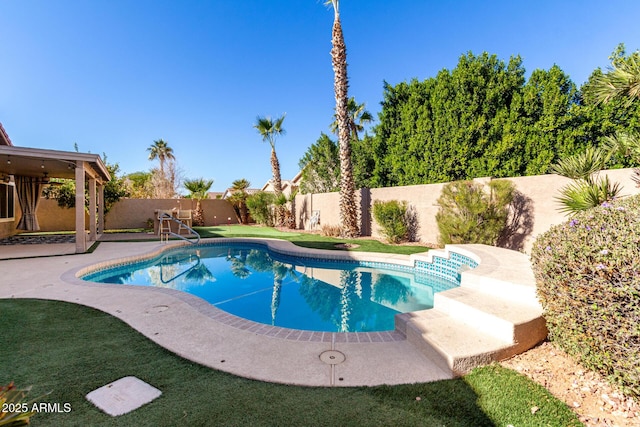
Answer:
0, 141, 111, 254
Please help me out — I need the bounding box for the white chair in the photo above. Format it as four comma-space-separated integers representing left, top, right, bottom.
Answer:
177, 210, 192, 234
309, 210, 320, 230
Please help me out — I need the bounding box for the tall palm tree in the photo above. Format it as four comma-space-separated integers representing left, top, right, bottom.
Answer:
184, 178, 213, 226
330, 97, 373, 141
254, 115, 286, 225
147, 139, 175, 176
326, 0, 359, 237
254, 115, 286, 195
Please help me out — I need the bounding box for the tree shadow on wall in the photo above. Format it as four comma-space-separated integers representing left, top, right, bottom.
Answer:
497, 191, 534, 251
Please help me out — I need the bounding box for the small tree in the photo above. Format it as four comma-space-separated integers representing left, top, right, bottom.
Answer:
246, 191, 276, 226
436, 179, 515, 245
183, 178, 213, 226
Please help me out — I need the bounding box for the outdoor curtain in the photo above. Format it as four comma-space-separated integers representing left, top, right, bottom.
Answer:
15, 175, 44, 231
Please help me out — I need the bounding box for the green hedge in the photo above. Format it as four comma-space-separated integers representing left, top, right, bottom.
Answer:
531, 196, 640, 397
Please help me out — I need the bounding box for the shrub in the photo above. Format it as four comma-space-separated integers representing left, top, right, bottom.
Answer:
246, 192, 276, 226
436, 179, 515, 245
320, 224, 341, 237
372, 200, 409, 243
531, 196, 640, 397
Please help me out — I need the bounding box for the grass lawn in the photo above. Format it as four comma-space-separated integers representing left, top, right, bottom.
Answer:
0, 299, 582, 427
193, 225, 431, 255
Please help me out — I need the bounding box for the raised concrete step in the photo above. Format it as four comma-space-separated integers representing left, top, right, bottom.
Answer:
398, 309, 515, 376
433, 287, 545, 343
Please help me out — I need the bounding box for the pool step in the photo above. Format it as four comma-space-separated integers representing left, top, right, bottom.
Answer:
396, 245, 547, 376
397, 309, 516, 375
433, 287, 545, 344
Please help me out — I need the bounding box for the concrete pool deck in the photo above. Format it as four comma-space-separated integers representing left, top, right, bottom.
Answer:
0, 237, 546, 387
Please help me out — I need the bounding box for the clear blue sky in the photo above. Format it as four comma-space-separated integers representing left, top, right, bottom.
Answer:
2, 1, 639, 192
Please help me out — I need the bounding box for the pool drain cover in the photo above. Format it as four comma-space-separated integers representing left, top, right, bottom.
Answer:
319, 350, 345, 365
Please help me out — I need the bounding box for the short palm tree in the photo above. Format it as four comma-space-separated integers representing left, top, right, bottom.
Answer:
330, 97, 373, 141
326, 0, 359, 237
183, 178, 213, 226
228, 178, 251, 224
254, 114, 286, 225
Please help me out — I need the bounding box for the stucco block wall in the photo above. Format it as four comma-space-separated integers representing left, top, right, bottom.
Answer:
294, 169, 640, 253
10, 198, 238, 234
102, 198, 238, 229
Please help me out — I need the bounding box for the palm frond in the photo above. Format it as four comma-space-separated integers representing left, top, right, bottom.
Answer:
592, 53, 640, 106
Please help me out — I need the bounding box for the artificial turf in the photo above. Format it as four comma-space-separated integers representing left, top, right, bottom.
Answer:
0, 299, 582, 427
194, 225, 432, 255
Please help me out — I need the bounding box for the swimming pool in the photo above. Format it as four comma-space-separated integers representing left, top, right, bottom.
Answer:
82, 242, 475, 333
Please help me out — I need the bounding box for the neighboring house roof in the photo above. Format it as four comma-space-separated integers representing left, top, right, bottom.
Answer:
207, 191, 225, 199
261, 172, 301, 193
222, 188, 260, 199
0, 123, 13, 146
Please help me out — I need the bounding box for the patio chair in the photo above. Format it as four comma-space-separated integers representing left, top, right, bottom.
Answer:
177, 210, 192, 234
157, 210, 173, 236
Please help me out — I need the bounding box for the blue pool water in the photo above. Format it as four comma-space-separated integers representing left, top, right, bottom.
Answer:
83, 242, 470, 333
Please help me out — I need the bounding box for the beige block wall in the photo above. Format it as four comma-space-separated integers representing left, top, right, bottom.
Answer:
103, 198, 238, 229
293, 169, 640, 253
4, 169, 638, 249
5, 198, 239, 235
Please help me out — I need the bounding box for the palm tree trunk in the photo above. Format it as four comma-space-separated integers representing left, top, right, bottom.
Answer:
270, 148, 285, 226
331, 8, 359, 238
270, 148, 283, 195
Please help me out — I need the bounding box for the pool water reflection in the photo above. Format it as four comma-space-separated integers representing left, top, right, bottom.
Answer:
83, 243, 459, 333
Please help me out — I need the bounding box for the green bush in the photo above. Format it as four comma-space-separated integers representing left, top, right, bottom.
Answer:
372, 200, 409, 243
531, 196, 640, 397
246, 192, 276, 226
436, 179, 515, 245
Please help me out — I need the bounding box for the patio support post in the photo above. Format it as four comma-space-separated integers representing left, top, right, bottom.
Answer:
88, 177, 97, 241
75, 162, 87, 253
98, 184, 104, 234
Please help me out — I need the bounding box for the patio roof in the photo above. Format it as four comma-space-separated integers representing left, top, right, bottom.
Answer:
0, 145, 110, 183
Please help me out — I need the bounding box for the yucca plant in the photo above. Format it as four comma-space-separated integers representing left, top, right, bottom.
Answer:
551, 147, 621, 215
555, 176, 622, 214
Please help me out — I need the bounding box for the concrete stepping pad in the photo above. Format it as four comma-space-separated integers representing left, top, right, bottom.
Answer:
86, 376, 161, 416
